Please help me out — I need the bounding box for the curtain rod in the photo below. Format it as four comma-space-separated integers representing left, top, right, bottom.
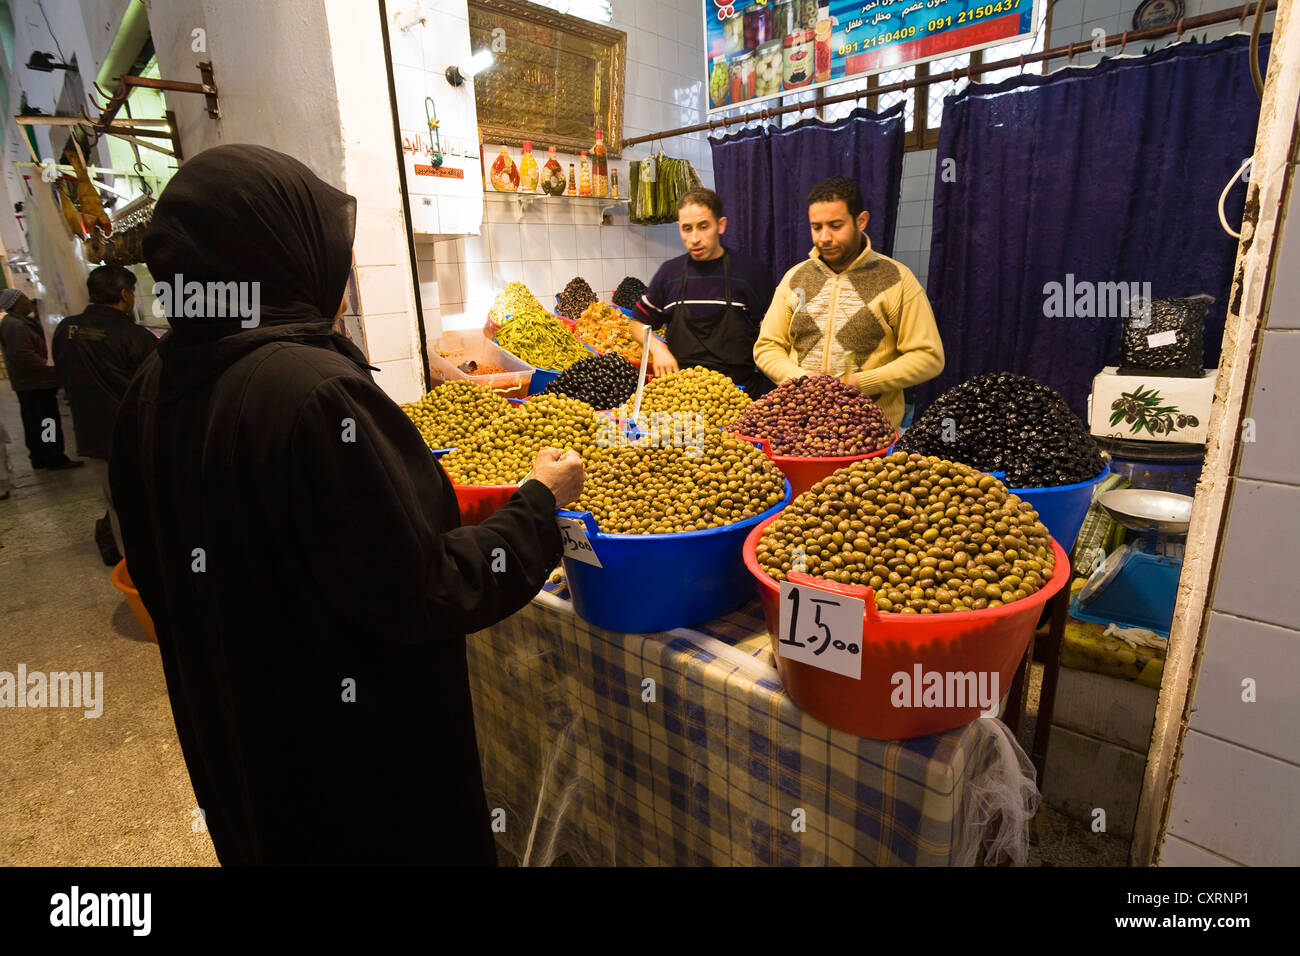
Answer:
623, 1, 1275, 147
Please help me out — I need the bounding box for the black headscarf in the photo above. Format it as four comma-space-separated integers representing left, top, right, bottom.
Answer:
143, 144, 356, 334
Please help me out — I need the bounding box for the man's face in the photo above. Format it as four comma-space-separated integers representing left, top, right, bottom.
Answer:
678, 204, 726, 261
809, 200, 870, 270
11, 293, 33, 316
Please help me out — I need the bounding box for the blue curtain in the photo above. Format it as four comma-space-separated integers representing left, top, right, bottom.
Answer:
919, 35, 1269, 419
710, 103, 906, 284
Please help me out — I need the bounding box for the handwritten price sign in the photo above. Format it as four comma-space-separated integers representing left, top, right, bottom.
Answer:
777, 581, 865, 679
558, 516, 603, 568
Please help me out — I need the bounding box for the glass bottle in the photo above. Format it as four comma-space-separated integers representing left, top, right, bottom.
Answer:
610, 168, 619, 198
591, 130, 609, 198
566, 163, 577, 196
578, 150, 592, 197
541, 146, 566, 196
518, 141, 539, 192
813, 2, 833, 83
490, 144, 518, 192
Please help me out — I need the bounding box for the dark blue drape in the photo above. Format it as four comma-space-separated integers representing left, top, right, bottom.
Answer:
710, 104, 906, 284
920, 35, 1269, 419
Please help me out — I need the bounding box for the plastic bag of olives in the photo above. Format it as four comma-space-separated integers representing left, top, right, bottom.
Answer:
1119, 295, 1212, 378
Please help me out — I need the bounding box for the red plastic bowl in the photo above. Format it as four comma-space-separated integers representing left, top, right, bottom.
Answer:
453, 482, 518, 526
735, 432, 898, 499
742, 516, 1069, 740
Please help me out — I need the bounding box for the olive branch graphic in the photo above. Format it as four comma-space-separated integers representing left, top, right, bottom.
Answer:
1110, 386, 1198, 436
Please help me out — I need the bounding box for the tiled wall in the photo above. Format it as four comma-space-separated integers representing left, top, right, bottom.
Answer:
1048, 0, 1276, 67
425, 0, 713, 336
893, 150, 936, 289
1158, 161, 1300, 866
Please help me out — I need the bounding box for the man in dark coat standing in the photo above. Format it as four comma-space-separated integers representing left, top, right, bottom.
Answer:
53, 265, 159, 562
0, 289, 81, 470
110, 144, 583, 865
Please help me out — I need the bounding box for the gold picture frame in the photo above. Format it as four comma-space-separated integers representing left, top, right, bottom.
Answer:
468, 0, 626, 158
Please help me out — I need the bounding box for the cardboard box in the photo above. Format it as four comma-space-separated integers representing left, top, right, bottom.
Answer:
1089, 367, 1215, 445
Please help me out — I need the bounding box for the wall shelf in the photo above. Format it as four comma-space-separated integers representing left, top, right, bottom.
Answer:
490, 192, 629, 223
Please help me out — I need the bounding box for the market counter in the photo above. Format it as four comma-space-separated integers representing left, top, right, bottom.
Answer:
465, 581, 1039, 866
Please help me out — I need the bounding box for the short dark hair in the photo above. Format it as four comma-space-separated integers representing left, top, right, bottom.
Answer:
677, 187, 723, 219
87, 265, 136, 305
807, 177, 864, 220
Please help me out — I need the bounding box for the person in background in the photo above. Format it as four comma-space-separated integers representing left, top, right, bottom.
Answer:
110, 144, 583, 865
629, 187, 776, 397
0, 289, 82, 471
753, 177, 944, 428
52, 265, 159, 564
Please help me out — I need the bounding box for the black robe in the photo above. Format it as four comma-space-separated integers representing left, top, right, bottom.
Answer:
110, 145, 562, 864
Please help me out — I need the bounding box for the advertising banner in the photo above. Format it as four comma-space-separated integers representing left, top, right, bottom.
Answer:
704, 0, 1039, 112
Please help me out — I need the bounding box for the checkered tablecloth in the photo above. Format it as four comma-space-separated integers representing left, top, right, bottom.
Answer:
466, 582, 1036, 866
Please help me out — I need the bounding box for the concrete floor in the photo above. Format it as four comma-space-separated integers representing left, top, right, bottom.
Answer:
0, 384, 1130, 867
0, 386, 218, 866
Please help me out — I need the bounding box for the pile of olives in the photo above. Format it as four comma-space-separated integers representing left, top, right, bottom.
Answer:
897, 373, 1104, 487
615, 366, 751, 430
441, 393, 605, 485
542, 353, 640, 409
574, 434, 786, 534
757, 452, 1055, 614
729, 375, 894, 456
400, 381, 510, 450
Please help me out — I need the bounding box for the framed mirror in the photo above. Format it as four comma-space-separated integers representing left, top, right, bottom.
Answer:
468, 0, 626, 157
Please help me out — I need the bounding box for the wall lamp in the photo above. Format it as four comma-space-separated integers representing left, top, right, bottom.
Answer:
445, 50, 494, 87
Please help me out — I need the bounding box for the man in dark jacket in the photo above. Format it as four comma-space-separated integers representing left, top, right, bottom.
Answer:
111, 145, 582, 865
53, 266, 159, 562
0, 289, 81, 470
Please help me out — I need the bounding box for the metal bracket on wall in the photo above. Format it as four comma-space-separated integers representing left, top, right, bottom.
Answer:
86, 61, 221, 162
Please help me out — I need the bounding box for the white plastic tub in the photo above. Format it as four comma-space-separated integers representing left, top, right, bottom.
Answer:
429, 331, 534, 399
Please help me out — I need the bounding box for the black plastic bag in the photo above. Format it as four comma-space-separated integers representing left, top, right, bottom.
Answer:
1119, 294, 1212, 378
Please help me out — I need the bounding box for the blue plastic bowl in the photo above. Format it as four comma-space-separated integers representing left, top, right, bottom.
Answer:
557, 478, 792, 633
1009, 467, 1110, 552
527, 365, 562, 395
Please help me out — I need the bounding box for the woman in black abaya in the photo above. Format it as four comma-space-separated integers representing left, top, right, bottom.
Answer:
111, 144, 581, 865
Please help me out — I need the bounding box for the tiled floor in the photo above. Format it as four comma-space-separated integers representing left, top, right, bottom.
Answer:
0, 383, 1130, 866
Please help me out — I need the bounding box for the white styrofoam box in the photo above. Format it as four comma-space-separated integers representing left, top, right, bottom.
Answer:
371, 357, 425, 404
1090, 367, 1216, 445
362, 311, 416, 364
356, 264, 414, 317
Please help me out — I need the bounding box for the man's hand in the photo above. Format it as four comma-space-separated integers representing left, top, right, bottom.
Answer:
531, 448, 584, 507
650, 339, 679, 375
840, 369, 859, 388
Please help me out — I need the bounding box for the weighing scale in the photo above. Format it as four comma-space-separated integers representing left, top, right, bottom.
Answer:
1069, 489, 1194, 637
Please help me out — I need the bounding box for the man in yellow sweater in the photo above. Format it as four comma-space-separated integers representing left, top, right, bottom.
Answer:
753, 177, 944, 428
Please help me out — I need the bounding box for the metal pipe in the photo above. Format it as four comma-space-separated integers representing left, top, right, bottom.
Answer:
623, 1, 1277, 147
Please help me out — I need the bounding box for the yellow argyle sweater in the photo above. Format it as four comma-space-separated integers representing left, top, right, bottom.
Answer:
752, 235, 944, 428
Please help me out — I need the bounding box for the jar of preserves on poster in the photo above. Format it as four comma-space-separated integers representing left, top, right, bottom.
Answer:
755, 39, 783, 97
709, 54, 730, 107
730, 50, 755, 103
782, 29, 813, 89
798, 0, 818, 30
813, 3, 833, 82
743, 1, 772, 51
774, 0, 796, 37
722, 12, 744, 55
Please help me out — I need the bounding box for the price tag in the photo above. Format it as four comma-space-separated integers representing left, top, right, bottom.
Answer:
777, 581, 865, 680
557, 516, 603, 567
1147, 329, 1178, 348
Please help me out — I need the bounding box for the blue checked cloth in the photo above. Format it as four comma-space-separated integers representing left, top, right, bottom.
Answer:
466, 581, 1038, 866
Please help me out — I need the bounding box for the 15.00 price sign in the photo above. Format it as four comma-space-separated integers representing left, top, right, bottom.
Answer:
777, 581, 865, 680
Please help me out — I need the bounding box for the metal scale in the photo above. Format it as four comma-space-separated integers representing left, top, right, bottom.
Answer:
1070, 489, 1195, 637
